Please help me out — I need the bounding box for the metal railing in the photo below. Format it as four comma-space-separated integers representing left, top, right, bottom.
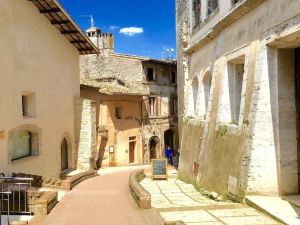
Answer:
0, 191, 11, 225
0, 177, 33, 215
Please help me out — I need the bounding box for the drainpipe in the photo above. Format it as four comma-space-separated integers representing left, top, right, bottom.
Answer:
140, 98, 144, 164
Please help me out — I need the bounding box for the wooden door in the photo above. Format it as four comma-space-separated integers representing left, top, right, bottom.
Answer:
129, 141, 135, 163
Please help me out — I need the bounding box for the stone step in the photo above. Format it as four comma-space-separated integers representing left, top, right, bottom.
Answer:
282, 195, 300, 209
246, 195, 300, 225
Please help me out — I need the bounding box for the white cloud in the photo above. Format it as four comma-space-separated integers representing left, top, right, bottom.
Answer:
109, 25, 119, 31
119, 27, 144, 36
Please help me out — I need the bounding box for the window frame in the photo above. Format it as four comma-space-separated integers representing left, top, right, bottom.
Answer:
146, 68, 156, 82
170, 71, 177, 84
170, 97, 178, 116
115, 107, 122, 119
21, 92, 36, 118
10, 130, 33, 161
149, 96, 158, 117
192, 0, 202, 29
206, 0, 219, 17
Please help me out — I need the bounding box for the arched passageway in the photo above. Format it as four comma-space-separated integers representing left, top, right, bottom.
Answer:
149, 137, 160, 160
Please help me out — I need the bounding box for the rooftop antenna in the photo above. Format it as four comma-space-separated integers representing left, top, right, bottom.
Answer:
79, 15, 95, 29
90, 15, 94, 29
162, 45, 175, 60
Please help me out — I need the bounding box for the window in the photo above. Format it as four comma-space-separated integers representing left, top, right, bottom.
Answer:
219, 55, 245, 124
9, 125, 40, 161
228, 62, 244, 123
147, 68, 156, 81
149, 97, 158, 116
170, 97, 178, 115
198, 72, 212, 118
22, 93, 36, 118
129, 136, 136, 141
115, 107, 122, 119
11, 130, 32, 161
170, 71, 176, 84
192, 0, 201, 28
191, 78, 199, 115
207, 0, 218, 16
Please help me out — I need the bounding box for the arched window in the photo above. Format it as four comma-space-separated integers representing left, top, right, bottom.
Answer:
10, 130, 32, 161
203, 72, 212, 113
8, 125, 40, 161
192, 77, 199, 115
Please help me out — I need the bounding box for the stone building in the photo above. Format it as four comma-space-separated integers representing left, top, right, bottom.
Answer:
0, 0, 98, 178
176, 0, 300, 200
80, 27, 178, 167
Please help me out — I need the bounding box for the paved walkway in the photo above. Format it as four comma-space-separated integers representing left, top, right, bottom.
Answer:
140, 177, 282, 225
42, 166, 164, 225
246, 195, 300, 225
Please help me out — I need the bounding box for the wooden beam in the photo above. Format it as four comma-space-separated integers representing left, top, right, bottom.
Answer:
61, 30, 79, 35
70, 40, 86, 44
39, 8, 60, 14
78, 48, 93, 52
51, 20, 70, 25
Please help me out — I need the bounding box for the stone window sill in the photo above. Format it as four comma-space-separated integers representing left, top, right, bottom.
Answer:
23, 116, 36, 119
10, 155, 38, 164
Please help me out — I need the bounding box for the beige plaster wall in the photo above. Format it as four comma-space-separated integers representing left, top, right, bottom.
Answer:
81, 88, 143, 167
0, 0, 80, 178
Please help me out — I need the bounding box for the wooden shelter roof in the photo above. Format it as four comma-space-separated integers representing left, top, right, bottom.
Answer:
28, 0, 99, 55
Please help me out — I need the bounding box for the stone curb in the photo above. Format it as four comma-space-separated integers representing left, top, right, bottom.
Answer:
164, 221, 185, 225
129, 169, 151, 209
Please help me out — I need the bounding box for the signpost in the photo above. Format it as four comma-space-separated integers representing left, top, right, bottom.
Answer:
151, 159, 168, 180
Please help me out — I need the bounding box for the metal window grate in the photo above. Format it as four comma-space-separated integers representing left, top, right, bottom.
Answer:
0, 177, 33, 216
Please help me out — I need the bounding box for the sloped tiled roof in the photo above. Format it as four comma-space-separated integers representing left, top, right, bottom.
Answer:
81, 78, 149, 96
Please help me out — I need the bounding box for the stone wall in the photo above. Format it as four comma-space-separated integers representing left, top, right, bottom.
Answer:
80, 50, 178, 166
75, 98, 97, 170
176, 0, 300, 199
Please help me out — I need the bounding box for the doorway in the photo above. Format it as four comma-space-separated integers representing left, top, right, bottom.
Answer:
164, 129, 174, 151
149, 137, 159, 160
276, 47, 299, 195
129, 137, 136, 163
295, 48, 300, 193
61, 138, 69, 171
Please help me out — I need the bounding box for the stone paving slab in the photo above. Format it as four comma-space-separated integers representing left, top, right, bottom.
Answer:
140, 177, 282, 225
246, 195, 300, 225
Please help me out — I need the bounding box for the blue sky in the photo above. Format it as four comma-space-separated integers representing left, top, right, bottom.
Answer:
59, 0, 176, 59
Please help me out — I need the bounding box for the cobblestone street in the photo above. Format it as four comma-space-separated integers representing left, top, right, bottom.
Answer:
140, 177, 282, 225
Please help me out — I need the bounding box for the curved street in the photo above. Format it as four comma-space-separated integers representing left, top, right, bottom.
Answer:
42, 166, 164, 225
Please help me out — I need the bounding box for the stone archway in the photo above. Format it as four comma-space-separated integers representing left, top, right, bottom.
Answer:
60, 133, 72, 172
149, 136, 160, 160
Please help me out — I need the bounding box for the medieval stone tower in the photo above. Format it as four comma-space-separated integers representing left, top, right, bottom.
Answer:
86, 27, 114, 56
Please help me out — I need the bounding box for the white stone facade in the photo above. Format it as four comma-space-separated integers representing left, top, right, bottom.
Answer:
176, 0, 300, 199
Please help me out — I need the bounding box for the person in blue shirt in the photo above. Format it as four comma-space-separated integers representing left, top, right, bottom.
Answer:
165, 145, 173, 165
